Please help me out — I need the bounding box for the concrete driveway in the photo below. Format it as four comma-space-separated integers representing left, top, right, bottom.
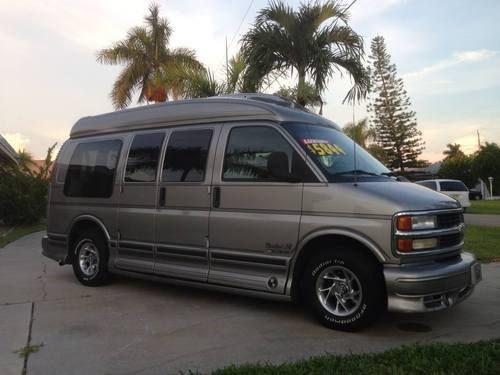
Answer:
1, 232, 499, 375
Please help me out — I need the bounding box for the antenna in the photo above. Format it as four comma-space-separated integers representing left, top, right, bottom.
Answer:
353, 100, 358, 185
225, 36, 229, 86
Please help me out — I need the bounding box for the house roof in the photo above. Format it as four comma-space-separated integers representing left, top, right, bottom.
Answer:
70, 94, 340, 139
0, 134, 17, 164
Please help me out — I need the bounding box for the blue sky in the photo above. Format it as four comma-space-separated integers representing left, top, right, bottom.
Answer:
0, 0, 499, 161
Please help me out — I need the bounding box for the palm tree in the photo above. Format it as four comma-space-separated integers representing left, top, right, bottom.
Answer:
343, 118, 374, 148
443, 143, 465, 160
97, 3, 200, 109
241, 0, 368, 106
16, 149, 35, 176
275, 83, 324, 112
179, 67, 227, 98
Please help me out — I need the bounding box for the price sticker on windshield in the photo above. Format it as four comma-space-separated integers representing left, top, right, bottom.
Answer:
301, 139, 346, 156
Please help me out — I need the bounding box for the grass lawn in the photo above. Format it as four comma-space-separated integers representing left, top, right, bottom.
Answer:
468, 199, 500, 215
0, 222, 46, 248
209, 340, 500, 375
465, 225, 500, 262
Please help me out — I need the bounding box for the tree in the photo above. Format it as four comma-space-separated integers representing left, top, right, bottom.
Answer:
16, 149, 35, 175
178, 67, 227, 98
274, 82, 323, 112
342, 118, 374, 149
0, 143, 56, 225
439, 155, 476, 188
367, 36, 424, 172
241, 0, 369, 106
443, 143, 465, 160
471, 142, 500, 195
97, 3, 200, 109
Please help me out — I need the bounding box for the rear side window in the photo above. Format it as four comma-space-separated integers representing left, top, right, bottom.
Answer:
440, 181, 468, 192
162, 129, 213, 182
64, 140, 122, 198
418, 181, 437, 190
223, 126, 316, 182
125, 133, 165, 182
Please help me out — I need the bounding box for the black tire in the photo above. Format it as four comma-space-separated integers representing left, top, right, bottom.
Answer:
301, 247, 386, 331
72, 231, 111, 287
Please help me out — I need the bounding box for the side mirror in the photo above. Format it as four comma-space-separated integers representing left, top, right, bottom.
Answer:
267, 152, 301, 182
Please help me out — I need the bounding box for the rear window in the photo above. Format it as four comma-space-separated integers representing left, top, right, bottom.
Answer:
64, 140, 122, 198
440, 181, 468, 192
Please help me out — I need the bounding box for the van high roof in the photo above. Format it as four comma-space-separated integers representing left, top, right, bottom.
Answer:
70, 94, 340, 138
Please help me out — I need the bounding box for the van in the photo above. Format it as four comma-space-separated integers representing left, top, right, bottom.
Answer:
416, 179, 471, 210
42, 94, 481, 331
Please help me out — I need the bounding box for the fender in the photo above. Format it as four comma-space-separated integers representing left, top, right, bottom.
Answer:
285, 227, 388, 296
68, 214, 112, 241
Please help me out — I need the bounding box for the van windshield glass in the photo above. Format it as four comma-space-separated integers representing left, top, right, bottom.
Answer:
282, 122, 391, 182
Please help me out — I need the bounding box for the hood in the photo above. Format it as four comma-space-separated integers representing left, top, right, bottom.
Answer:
324, 180, 460, 216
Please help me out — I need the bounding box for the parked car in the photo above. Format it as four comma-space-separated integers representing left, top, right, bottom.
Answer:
42, 94, 481, 331
469, 189, 483, 201
415, 179, 471, 210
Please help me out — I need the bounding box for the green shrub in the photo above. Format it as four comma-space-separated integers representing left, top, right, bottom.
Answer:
0, 143, 56, 226
0, 170, 48, 225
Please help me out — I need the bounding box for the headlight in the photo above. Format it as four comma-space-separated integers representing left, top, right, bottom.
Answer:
396, 215, 437, 231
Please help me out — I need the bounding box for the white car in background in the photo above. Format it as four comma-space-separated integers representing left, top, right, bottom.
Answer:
416, 179, 471, 210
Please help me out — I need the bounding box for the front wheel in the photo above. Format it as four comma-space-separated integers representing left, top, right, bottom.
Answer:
301, 248, 386, 331
72, 231, 111, 286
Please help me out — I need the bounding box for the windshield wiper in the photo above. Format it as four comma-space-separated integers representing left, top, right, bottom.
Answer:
332, 169, 379, 177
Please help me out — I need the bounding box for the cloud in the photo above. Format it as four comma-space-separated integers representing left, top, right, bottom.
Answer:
3, 133, 30, 153
402, 49, 497, 81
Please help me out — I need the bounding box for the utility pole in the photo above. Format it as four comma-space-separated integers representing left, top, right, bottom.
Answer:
477, 130, 481, 150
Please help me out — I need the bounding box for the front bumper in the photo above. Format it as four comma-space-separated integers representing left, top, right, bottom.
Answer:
384, 252, 481, 313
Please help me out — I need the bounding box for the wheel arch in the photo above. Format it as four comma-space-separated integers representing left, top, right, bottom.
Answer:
286, 229, 386, 299
66, 215, 111, 263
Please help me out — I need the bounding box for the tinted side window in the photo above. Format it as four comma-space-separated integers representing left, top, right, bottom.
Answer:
419, 181, 437, 190
64, 140, 122, 198
162, 129, 213, 182
223, 126, 316, 182
125, 133, 165, 182
440, 181, 467, 191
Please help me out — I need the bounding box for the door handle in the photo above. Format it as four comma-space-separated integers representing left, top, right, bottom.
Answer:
213, 187, 220, 208
159, 187, 166, 207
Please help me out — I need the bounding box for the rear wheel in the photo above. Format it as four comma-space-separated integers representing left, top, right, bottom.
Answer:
72, 231, 111, 286
301, 247, 386, 331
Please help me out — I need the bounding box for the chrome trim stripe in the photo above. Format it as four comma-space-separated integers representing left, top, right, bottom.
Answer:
156, 245, 206, 258
210, 249, 289, 267
119, 241, 153, 251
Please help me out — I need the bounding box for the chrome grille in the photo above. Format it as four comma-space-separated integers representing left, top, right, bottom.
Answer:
439, 233, 463, 248
437, 213, 463, 229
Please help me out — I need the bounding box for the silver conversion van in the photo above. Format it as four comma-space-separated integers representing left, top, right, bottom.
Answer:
42, 94, 481, 331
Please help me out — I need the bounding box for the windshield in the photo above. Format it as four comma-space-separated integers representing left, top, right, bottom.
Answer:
282, 122, 391, 182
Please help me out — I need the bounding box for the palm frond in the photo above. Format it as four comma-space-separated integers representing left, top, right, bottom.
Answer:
110, 62, 147, 109
256, 0, 295, 32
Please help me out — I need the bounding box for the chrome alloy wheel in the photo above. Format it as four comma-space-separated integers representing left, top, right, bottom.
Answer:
77, 241, 100, 278
315, 265, 363, 316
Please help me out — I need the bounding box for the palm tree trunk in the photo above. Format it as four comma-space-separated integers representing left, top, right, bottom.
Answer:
297, 68, 306, 106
